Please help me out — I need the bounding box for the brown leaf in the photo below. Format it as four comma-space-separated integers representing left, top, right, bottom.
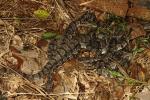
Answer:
12, 53, 23, 70
128, 62, 142, 80
129, 49, 150, 81
21, 57, 40, 74
0, 74, 24, 93
3, 52, 21, 70
63, 59, 78, 75
113, 86, 124, 99
128, 6, 150, 21
10, 46, 21, 53
130, 23, 146, 39
11, 35, 24, 51
135, 86, 150, 100
17, 47, 48, 75
36, 39, 48, 48
80, 0, 129, 17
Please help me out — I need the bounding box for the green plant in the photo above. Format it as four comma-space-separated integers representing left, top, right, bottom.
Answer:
34, 9, 49, 20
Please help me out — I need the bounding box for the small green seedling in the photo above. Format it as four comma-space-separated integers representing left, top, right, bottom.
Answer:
42, 32, 57, 40
34, 9, 49, 20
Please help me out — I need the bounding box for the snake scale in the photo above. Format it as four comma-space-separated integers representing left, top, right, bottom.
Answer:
21, 11, 99, 88
20, 11, 131, 90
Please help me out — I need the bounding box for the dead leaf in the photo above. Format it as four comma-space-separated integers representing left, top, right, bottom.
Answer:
130, 23, 146, 39
135, 85, 150, 100
2, 52, 20, 70
21, 57, 40, 74
0, 20, 14, 58
10, 46, 47, 75
0, 74, 24, 93
80, 0, 129, 17
128, 6, 150, 21
11, 35, 24, 51
36, 39, 48, 49
129, 49, 150, 81
53, 67, 79, 99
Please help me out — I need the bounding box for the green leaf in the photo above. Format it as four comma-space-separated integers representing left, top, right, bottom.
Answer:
126, 78, 136, 85
137, 48, 145, 53
42, 32, 57, 40
133, 47, 145, 54
55, 35, 62, 39
34, 9, 49, 20
108, 70, 123, 77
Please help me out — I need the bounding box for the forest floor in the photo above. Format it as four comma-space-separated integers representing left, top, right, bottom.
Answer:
0, 0, 150, 100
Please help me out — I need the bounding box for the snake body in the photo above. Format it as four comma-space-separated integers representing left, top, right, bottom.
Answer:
20, 11, 132, 90
22, 11, 98, 86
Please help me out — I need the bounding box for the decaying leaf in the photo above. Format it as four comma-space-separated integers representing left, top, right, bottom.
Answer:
0, 20, 14, 57
127, 6, 150, 21
20, 49, 48, 75
135, 85, 150, 100
80, 0, 129, 17
129, 49, 150, 81
130, 23, 146, 39
11, 35, 24, 51
0, 74, 24, 93
52, 59, 127, 99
